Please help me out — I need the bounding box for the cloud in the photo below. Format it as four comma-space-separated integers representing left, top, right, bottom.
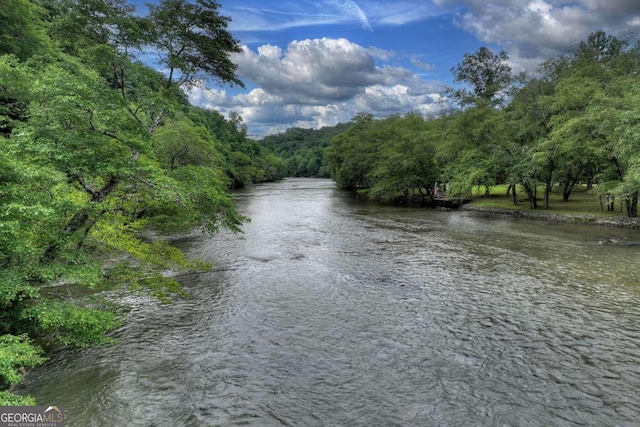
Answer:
224, 1, 371, 32
411, 58, 437, 72
329, 0, 372, 30
188, 38, 443, 137
186, 0, 640, 138
232, 38, 386, 104
365, 1, 447, 25
366, 46, 396, 61
225, 5, 350, 32
223, 0, 446, 32
440, 0, 640, 61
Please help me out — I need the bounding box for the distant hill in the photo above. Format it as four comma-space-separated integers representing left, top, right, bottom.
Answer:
259, 123, 351, 177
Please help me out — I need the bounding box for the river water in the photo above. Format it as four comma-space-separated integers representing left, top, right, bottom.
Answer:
21, 178, 640, 426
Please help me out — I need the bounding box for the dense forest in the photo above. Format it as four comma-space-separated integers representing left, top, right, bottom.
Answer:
323, 32, 640, 216
259, 123, 351, 177
0, 0, 287, 404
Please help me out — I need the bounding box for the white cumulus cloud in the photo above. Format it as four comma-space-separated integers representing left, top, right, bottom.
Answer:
442, 0, 640, 61
188, 37, 443, 137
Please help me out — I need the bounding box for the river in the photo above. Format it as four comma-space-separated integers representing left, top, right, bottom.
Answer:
21, 178, 640, 426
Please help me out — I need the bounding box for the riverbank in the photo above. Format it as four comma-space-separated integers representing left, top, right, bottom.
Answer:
461, 204, 640, 228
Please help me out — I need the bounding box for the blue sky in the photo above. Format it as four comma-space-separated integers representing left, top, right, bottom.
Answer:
162, 0, 640, 137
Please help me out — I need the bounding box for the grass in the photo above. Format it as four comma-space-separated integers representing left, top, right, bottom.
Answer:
468, 184, 626, 218
355, 183, 633, 220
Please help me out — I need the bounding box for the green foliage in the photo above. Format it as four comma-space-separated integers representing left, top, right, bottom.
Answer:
168, 165, 248, 233
0, 55, 32, 137
437, 105, 513, 195
368, 114, 439, 203
186, 106, 286, 186
44, 0, 147, 59
324, 31, 640, 215
445, 47, 512, 107
0, 0, 52, 59
147, 0, 243, 89
154, 118, 222, 171
0, 391, 36, 406
261, 153, 288, 182
259, 124, 350, 177
324, 113, 378, 190
324, 113, 440, 203
0, 335, 45, 388
21, 301, 121, 348
0, 0, 272, 403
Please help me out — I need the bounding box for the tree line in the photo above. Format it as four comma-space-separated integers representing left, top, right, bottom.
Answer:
259, 123, 351, 178
0, 0, 287, 404
322, 32, 640, 216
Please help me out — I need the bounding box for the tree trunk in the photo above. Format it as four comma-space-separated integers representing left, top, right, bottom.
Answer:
626, 192, 638, 217
522, 181, 537, 209
543, 177, 552, 209
402, 188, 410, 204
586, 177, 593, 191
607, 195, 615, 212
562, 181, 575, 202
511, 183, 518, 205
42, 176, 119, 261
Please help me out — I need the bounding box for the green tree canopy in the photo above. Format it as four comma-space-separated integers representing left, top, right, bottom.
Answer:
147, 0, 244, 89
0, 0, 52, 59
446, 47, 512, 107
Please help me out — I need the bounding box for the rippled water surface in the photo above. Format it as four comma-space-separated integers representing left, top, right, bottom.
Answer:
22, 178, 640, 426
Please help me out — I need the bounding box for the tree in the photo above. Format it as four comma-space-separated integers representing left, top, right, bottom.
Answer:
438, 47, 516, 203
0, 0, 52, 59
543, 32, 638, 212
0, 55, 32, 137
324, 113, 378, 190
368, 114, 439, 203
0, 0, 261, 405
575, 31, 628, 67
504, 32, 632, 209
154, 117, 222, 171
259, 123, 350, 177
43, 0, 147, 55
446, 47, 512, 107
146, 0, 244, 89
437, 106, 513, 199
588, 74, 640, 217
507, 75, 558, 208
261, 153, 288, 182
0, 335, 45, 405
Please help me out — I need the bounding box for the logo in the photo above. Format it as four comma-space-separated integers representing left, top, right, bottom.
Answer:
0, 406, 64, 427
